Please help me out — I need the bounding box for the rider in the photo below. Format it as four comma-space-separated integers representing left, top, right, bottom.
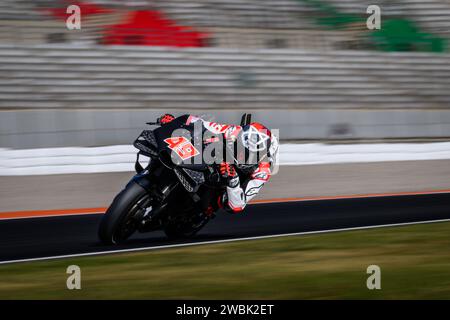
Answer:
158, 114, 279, 214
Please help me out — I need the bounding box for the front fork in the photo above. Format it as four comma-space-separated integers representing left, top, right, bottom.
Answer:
131, 167, 178, 231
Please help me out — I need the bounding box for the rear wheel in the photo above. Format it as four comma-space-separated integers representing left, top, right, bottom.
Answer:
98, 182, 150, 244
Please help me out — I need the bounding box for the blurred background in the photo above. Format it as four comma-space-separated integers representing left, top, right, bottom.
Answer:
0, 0, 449, 149
2, 1, 450, 300
1, 0, 450, 212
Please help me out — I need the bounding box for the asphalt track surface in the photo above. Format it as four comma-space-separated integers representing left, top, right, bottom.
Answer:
0, 193, 450, 263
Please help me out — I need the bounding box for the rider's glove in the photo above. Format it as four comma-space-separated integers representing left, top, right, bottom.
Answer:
159, 114, 175, 125
219, 162, 239, 188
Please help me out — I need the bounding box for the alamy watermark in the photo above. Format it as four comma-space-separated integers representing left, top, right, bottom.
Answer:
65, 4, 380, 31
66, 265, 81, 290
66, 5, 81, 30
147, 118, 280, 176
366, 265, 381, 290
367, 5, 381, 30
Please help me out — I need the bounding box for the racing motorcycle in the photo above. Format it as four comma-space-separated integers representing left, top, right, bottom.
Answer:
98, 113, 253, 244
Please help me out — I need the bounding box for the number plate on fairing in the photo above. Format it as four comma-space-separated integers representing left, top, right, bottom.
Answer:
164, 136, 200, 161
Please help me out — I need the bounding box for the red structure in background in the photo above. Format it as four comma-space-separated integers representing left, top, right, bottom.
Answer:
102, 10, 208, 47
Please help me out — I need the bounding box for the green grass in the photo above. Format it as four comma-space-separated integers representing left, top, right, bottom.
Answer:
2, 221, 450, 299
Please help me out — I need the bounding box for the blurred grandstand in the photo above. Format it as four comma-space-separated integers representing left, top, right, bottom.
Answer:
0, 0, 449, 148
1, 0, 449, 49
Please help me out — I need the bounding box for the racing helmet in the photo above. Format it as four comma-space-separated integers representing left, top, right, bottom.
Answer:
233, 122, 272, 168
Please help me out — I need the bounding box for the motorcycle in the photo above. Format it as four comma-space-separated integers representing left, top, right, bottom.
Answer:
98, 113, 253, 244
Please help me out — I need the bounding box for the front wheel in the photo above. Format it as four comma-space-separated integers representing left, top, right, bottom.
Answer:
98, 181, 150, 244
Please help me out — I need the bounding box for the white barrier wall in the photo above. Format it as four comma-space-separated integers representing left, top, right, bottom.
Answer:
2, 142, 450, 176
